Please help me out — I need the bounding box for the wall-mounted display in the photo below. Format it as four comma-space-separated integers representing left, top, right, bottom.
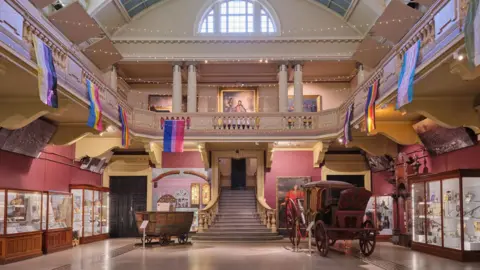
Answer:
148, 95, 187, 112
276, 177, 311, 231
191, 183, 200, 207
287, 95, 321, 112
70, 185, 110, 245
0, 189, 43, 264
410, 169, 480, 261
202, 184, 210, 205
42, 191, 73, 254
219, 88, 257, 113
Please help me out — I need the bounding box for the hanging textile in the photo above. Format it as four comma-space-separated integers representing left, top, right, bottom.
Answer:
86, 79, 103, 131
118, 105, 130, 148
33, 36, 58, 108
343, 104, 354, 145
365, 80, 379, 134
163, 120, 185, 153
397, 40, 421, 109
465, 0, 480, 67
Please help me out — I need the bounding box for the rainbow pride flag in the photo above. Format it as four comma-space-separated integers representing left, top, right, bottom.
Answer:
86, 79, 103, 131
365, 80, 379, 134
163, 120, 185, 153
118, 105, 129, 148
33, 36, 58, 108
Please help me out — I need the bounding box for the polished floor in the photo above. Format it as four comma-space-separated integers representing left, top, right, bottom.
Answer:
3, 239, 480, 270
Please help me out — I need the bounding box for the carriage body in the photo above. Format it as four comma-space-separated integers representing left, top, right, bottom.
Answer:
135, 211, 194, 245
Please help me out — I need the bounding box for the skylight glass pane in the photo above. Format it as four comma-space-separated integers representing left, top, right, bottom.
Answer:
120, 0, 163, 18
228, 0, 246, 15
247, 15, 254, 32
220, 16, 228, 33
313, 0, 352, 17
228, 15, 246, 32
220, 3, 227, 14
247, 2, 253, 14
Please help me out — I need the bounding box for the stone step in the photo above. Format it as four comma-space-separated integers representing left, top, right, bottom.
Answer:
198, 232, 277, 237
192, 235, 283, 241
210, 223, 267, 229
214, 220, 261, 225
207, 227, 271, 232
216, 213, 258, 217
219, 198, 256, 202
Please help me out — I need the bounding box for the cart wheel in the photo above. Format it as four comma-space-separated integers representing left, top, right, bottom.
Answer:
286, 200, 301, 247
178, 233, 188, 244
359, 220, 376, 257
328, 239, 336, 246
159, 235, 170, 246
315, 220, 329, 257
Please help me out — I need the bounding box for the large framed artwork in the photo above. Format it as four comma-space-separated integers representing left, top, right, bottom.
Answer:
219, 88, 257, 113
276, 176, 311, 231
148, 95, 187, 112
287, 95, 321, 112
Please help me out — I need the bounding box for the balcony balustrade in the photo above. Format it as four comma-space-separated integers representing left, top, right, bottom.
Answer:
0, 0, 469, 140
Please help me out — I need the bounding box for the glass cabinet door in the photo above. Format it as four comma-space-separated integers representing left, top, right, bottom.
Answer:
101, 192, 109, 234
72, 189, 83, 237
412, 183, 426, 243
426, 181, 442, 246
442, 178, 461, 250
0, 190, 4, 235
463, 177, 480, 251
93, 191, 101, 235
83, 189, 93, 237
41, 193, 47, 230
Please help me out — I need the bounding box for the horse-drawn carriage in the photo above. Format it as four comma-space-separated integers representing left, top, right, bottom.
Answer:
285, 180, 376, 257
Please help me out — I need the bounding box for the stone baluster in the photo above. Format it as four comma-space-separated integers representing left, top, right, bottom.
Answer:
270, 211, 277, 233
198, 214, 204, 232
266, 212, 271, 229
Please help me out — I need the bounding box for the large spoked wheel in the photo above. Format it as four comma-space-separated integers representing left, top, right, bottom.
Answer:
315, 220, 329, 257
159, 234, 171, 246
286, 199, 301, 247
140, 236, 153, 244
178, 233, 188, 244
359, 220, 376, 257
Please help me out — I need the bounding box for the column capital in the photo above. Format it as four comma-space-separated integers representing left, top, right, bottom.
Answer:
171, 61, 183, 67
187, 64, 197, 72
278, 63, 288, 72
292, 62, 304, 71
185, 61, 198, 67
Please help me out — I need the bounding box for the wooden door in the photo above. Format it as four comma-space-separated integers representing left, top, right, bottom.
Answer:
231, 158, 247, 189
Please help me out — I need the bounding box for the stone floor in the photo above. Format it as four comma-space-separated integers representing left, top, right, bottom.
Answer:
3, 239, 480, 270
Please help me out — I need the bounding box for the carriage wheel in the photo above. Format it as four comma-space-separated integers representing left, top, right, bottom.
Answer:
315, 221, 329, 257
286, 200, 301, 247
328, 239, 336, 246
359, 220, 376, 257
159, 235, 171, 246
178, 233, 188, 244
146, 237, 152, 244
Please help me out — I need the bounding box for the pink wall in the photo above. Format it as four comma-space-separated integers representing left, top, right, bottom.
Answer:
264, 151, 322, 208
0, 145, 102, 192
162, 152, 204, 168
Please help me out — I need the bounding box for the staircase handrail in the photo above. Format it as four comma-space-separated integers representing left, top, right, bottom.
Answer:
198, 189, 221, 232
256, 193, 277, 233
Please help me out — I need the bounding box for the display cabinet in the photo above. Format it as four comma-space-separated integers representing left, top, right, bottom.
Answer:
70, 185, 109, 244
410, 169, 480, 261
365, 195, 394, 240
0, 189, 43, 264
42, 191, 73, 254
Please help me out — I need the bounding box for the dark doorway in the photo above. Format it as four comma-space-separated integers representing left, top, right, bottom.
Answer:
109, 176, 147, 238
231, 158, 246, 189
326, 175, 365, 188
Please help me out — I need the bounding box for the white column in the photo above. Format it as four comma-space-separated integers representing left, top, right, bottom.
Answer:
187, 64, 197, 113
278, 64, 288, 112
172, 63, 182, 113
293, 63, 303, 113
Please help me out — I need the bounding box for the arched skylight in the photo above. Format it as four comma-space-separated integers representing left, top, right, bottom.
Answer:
198, 0, 277, 35
313, 0, 353, 17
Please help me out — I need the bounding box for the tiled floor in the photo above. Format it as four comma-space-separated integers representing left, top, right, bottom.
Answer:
3, 239, 480, 270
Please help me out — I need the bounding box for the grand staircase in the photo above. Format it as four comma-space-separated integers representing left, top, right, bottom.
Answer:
192, 189, 282, 241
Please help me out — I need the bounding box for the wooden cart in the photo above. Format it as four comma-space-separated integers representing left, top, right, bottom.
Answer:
135, 211, 194, 245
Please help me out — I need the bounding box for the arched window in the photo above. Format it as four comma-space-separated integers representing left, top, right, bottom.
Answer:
198, 0, 278, 35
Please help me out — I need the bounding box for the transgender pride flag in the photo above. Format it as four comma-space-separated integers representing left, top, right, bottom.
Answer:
163, 120, 185, 152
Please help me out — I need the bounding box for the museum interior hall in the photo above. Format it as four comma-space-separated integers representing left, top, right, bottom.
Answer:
0, 0, 480, 269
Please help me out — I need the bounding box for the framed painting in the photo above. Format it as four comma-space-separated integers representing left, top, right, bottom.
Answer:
190, 183, 200, 207
201, 184, 210, 205
219, 88, 257, 113
287, 95, 321, 112
148, 95, 187, 112
276, 176, 311, 231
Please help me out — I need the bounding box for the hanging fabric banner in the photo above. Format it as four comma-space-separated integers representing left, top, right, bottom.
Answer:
33, 36, 58, 108
365, 80, 379, 134
396, 40, 421, 109
118, 105, 130, 148
465, 0, 480, 68
163, 120, 185, 153
343, 103, 353, 145
86, 79, 103, 131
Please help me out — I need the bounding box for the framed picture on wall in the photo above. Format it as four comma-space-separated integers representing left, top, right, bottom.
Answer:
148, 95, 187, 112
219, 88, 257, 113
287, 95, 321, 112
190, 183, 200, 207
276, 176, 311, 230
201, 184, 210, 205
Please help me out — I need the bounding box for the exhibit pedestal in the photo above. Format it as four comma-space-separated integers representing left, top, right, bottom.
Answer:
0, 232, 43, 264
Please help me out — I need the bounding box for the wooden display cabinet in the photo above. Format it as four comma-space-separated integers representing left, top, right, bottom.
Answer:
70, 185, 109, 244
0, 189, 43, 264
410, 169, 480, 261
42, 191, 73, 254
365, 195, 394, 241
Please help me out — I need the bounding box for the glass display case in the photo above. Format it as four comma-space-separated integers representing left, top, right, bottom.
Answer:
0, 189, 43, 264
410, 170, 480, 261
69, 185, 110, 244
365, 195, 394, 239
42, 191, 73, 254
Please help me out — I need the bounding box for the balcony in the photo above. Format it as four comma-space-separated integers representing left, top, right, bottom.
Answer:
0, 0, 473, 142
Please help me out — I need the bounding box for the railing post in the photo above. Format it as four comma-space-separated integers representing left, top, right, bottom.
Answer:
198, 213, 204, 233
271, 211, 277, 233
266, 211, 271, 229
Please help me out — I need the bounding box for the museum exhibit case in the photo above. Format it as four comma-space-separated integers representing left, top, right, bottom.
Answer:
42, 191, 73, 254
365, 195, 394, 240
410, 169, 480, 261
70, 185, 110, 244
0, 189, 43, 264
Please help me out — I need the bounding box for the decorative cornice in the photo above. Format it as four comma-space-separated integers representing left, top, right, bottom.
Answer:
112, 37, 362, 45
